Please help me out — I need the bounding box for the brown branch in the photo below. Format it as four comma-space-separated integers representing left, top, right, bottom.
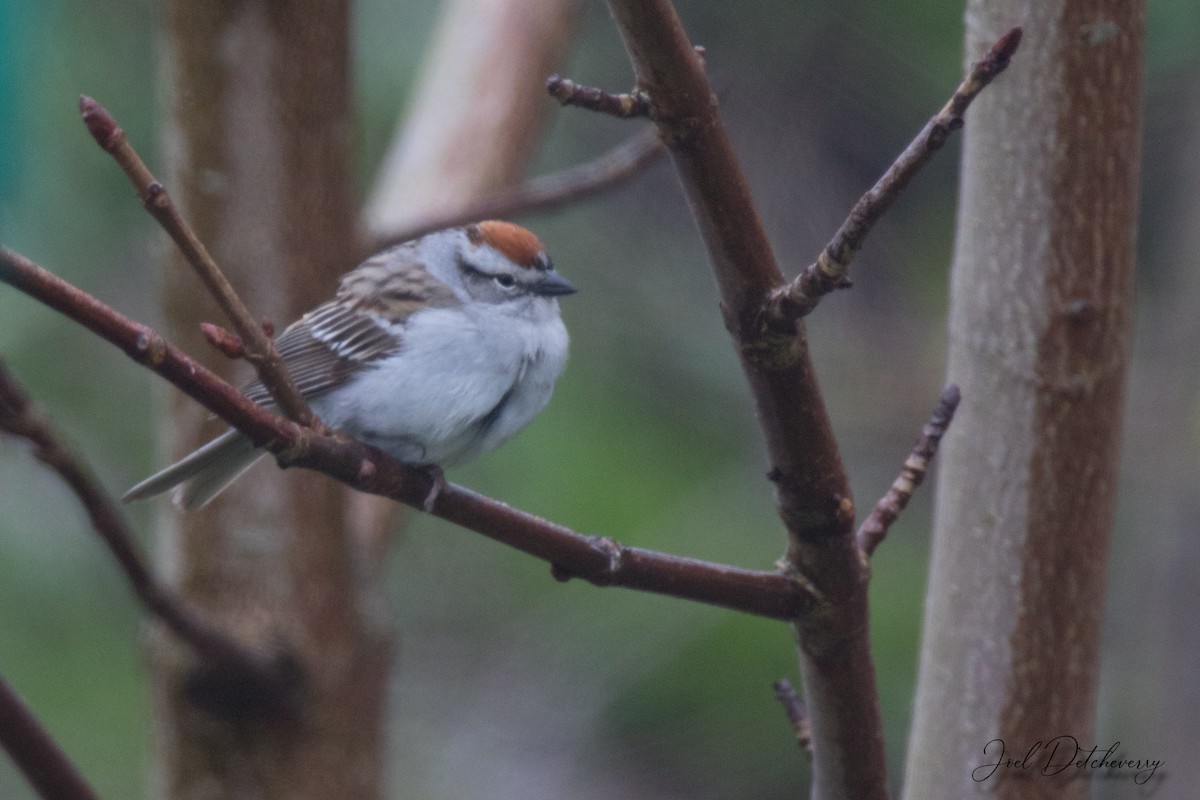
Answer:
772, 678, 813, 758
0, 675, 100, 800
857, 385, 961, 557
594, 2, 902, 797
761, 26, 1023, 331
602, 0, 853, 538
367, 126, 665, 253
546, 74, 652, 118
78, 95, 316, 427
0, 359, 299, 714
0, 246, 816, 621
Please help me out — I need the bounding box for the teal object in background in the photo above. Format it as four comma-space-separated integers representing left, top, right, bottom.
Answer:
0, 0, 30, 205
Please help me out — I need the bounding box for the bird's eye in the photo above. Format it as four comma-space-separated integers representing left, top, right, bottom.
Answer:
493, 274, 517, 289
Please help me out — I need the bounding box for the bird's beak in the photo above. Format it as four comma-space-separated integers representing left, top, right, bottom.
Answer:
533, 271, 578, 297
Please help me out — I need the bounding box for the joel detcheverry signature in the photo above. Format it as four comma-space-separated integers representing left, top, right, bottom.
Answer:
972, 736, 1163, 789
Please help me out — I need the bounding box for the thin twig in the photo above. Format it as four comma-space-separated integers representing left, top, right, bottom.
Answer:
0, 359, 299, 714
761, 27, 1023, 332
77, 95, 316, 427
0, 675, 100, 800
856, 385, 961, 557
546, 74, 652, 118
0, 246, 817, 621
772, 678, 813, 758
367, 126, 665, 253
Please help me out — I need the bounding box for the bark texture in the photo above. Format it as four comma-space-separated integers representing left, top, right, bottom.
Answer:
154, 3, 391, 799
905, 3, 1144, 798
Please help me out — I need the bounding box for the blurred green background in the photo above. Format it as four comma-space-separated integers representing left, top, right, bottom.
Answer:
3, 2, 1199, 798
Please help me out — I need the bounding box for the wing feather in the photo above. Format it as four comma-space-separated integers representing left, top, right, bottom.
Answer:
239, 255, 459, 405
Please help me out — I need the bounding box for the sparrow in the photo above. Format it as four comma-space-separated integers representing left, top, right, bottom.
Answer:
124, 220, 575, 509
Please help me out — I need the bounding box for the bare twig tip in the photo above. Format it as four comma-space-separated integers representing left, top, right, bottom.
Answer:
547, 74, 571, 93
994, 27, 1024, 63
974, 27, 1023, 80
773, 678, 813, 756
200, 322, 246, 359
79, 95, 123, 152
941, 383, 962, 409
856, 384, 961, 557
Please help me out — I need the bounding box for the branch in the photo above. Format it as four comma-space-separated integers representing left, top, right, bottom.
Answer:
0, 246, 816, 621
761, 27, 1023, 330
546, 74, 652, 118
0, 675, 99, 800
772, 678, 813, 758
0, 360, 300, 714
366, 126, 665, 253
600, 0, 855, 538
78, 95, 316, 427
591, 2, 900, 796
856, 385, 960, 556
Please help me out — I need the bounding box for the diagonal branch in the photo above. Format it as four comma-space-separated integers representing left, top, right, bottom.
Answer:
366, 126, 665, 253
0, 675, 100, 800
0, 360, 299, 712
856, 385, 961, 557
78, 95, 317, 427
0, 246, 816, 621
546, 74, 652, 118
761, 27, 1023, 330
772, 678, 813, 758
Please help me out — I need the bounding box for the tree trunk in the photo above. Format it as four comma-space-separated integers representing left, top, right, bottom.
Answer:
904, 3, 1144, 799
153, 3, 391, 798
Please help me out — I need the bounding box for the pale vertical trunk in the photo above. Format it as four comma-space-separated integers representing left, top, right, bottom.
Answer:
154, 3, 391, 799
364, 0, 581, 234
905, 3, 1144, 799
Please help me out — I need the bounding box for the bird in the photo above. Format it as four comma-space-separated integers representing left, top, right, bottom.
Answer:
124, 220, 575, 510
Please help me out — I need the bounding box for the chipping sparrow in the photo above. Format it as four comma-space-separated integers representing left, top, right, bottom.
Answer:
124, 220, 575, 510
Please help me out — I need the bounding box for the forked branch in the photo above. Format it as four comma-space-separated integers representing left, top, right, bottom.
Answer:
563, 5, 1020, 799
761, 27, 1023, 330
79, 96, 316, 427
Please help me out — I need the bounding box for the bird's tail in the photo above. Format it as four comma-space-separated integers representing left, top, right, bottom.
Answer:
123, 430, 263, 510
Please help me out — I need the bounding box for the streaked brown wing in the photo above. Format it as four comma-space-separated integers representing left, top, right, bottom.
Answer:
240, 302, 401, 405
240, 250, 460, 406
